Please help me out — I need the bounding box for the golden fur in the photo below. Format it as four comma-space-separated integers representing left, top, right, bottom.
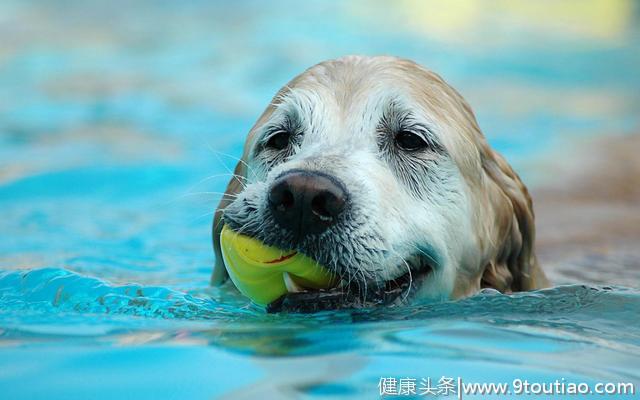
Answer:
212, 56, 548, 298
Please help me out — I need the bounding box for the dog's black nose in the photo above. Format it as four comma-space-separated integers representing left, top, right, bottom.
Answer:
268, 170, 347, 239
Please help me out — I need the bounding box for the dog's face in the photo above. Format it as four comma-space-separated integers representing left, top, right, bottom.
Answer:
213, 56, 546, 306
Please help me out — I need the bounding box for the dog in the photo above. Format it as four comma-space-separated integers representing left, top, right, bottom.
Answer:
211, 55, 548, 309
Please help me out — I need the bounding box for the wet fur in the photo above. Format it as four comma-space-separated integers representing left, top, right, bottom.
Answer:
212, 56, 548, 303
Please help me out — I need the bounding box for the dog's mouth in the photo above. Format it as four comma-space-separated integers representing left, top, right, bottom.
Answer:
266, 256, 434, 313
222, 208, 437, 312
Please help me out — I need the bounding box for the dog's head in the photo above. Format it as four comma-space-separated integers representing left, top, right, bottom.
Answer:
212, 56, 546, 304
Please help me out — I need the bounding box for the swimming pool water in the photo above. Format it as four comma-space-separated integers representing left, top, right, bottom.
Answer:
1, 1, 639, 399
1, 268, 639, 398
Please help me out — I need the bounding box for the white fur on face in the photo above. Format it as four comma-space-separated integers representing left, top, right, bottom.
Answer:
222, 57, 487, 301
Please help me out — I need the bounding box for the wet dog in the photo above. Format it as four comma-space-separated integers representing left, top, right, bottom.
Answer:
212, 56, 548, 310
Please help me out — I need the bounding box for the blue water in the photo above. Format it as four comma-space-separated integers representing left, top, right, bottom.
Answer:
1, 1, 639, 399
1, 269, 639, 399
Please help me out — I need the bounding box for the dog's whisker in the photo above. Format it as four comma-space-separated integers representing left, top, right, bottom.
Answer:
207, 149, 258, 182
178, 191, 240, 199
387, 248, 413, 304
200, 137, 250, 187
354, 268, 366, 305
403, 266, 413, 304
189, 210, 218, 224
196, 135, 249, 188
211, 151, 248, 191
186, 172, 248, 192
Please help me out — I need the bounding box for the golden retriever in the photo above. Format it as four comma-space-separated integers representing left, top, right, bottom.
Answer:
211, 56, 548, 309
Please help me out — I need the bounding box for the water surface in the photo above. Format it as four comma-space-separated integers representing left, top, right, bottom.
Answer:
1, 1, 639, 399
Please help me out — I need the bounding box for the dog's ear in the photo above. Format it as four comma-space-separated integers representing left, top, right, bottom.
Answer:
210, 161, 246, 285
209, 79, 296, 285
480, 149, 547, 292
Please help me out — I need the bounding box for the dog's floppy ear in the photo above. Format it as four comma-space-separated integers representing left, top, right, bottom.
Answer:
480, 149, 548, 292
210, 161, 246, 285
209, 76, 301, 285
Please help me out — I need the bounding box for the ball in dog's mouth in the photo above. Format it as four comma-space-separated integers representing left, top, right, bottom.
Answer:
220, 225, 432, 312
219, 225, 338, 306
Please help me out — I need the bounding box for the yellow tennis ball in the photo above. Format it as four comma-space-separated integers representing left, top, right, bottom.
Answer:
219, 225, 337, 306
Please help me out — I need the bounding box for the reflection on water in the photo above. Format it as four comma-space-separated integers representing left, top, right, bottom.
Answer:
0, 1, 639, 399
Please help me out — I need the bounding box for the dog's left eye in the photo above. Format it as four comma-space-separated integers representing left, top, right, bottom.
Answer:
395, 130, 429, 151
266, 130, 291, 151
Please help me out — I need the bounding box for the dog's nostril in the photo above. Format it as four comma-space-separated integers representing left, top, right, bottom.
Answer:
269, 182, 295, 212
311, 192, 345, 223
278, 189, 295, 212
311, 194, 332, 221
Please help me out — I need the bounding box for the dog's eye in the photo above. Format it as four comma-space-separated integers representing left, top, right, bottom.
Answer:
395, 130, 428, 151
266, 130, 290, 151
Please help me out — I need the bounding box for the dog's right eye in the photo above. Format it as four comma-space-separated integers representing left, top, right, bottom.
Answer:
266, 130, 291, 151
395, 130, 429, 152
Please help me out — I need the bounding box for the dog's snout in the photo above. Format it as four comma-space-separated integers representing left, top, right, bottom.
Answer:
268, 170, 347, 238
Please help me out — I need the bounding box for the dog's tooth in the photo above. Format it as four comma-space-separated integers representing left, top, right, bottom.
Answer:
284, 272, 303, 293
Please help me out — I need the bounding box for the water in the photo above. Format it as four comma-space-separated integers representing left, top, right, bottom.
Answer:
1, 1, 639, 399
1, 268, 639, 398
